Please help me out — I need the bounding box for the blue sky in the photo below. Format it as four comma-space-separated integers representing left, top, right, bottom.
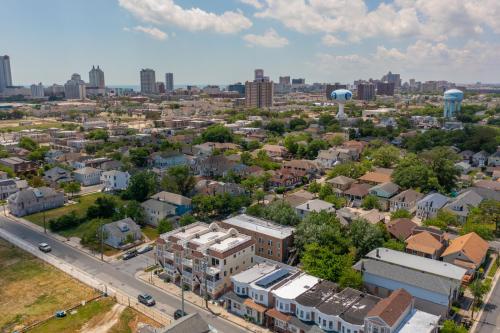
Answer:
2, 0, 500, 86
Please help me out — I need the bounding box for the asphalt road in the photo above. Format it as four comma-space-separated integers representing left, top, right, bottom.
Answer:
0, 216, 249, 333
475, 274, 500, 333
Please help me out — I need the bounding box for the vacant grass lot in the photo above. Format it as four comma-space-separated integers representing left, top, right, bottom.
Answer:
0, 239, 99, 333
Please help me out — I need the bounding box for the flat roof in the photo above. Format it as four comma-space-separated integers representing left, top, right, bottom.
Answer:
173, 224, 209, 240
223, 214, 294, 239
190, 231, 226, 246
208, 235, 251, 252
397, 309, 440, 333
231, 263, 279, 284
272, 273, 319, 300
366, 248, 466, 281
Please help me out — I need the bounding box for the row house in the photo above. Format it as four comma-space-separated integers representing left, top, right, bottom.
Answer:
156, 222, 255, 299
0, 157, 37, 174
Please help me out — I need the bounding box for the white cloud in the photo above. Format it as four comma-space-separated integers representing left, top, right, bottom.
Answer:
243, 28, 289, 48
126, 25, 168, 40
254, 0, 500, 42
239, 0, 263, 9
321, 34, 345, 46
118, 0, 252, 34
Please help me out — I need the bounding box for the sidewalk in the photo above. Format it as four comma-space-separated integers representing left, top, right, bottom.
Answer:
136, 271, 270, 333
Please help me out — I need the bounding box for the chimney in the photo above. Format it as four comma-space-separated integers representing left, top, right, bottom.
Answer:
307, 203, 310, 210
361, 261, 365, 271
376, 249, 380, 258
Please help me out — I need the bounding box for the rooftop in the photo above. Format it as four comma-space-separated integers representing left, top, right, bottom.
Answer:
272, 273, 319, 300
294, 280, 339, 307
231, 263, 279, 284
223, 214, 294, 239
365, 248, 466, 281
397, 309, 440, 333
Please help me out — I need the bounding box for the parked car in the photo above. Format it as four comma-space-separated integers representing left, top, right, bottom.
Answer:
122, 249, 138, 260
137, 244, 154, 254
174, 309, 187, 320
38, 242, 52, 253
55, 310, 66, 318
138, 293, 156, 306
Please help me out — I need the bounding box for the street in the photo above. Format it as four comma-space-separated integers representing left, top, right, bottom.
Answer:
475, 273, 500, 333
0, 216, 249, 333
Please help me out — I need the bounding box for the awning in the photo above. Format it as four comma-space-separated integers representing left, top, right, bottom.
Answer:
244, 299, 267, 313
266, 308, 292, 322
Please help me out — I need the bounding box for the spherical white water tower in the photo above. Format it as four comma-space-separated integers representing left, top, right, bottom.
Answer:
331, 89, 353, 119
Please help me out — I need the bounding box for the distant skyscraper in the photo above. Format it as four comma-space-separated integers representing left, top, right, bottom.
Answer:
140, 69, 156, 94
0, 55, 13, 92
64, 73, 86, 99
30, 83, 44, 98
279, 76, 290, 85
165, 73, 174, 92
157, 82, 165, 94
357, 83, 376, 101
228, 82, 245, 96
254, 69, 264, 82
292, 78, 305, 85
245, 81, 273, 108
376, 82, 395, 96
89, 65, 105, 89
382, 71, 401, 88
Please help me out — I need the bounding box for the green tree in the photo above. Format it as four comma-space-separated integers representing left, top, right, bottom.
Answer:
179, 214, 196, 227
424, 209, 459, 230
87, 129, 109, 141
440, 320, 468, 333
158, 218, 173, 234
201, 124, 233, 143
307, 181, 321, 193
461, 200, 500, 239
87, 196, 116, 219
390, 209, 412, 219
119, 200, 146, 226
125, 171, 157, 202
392, 154, 440, 192
470, 279, 489, 319
349, 219, 385, 258
161, 165, 195, 196
301, 243, 354, 282
370, 145, 400, 168
129, 148, 150, 167
383, 238, 405, 251
289, 118, 307, 131
265, 120, 286, 135
361, 195, 381, 210
327, 161, 371, 179
63, 182, 81, 198
262, 200, 300, 226
19, 137, 38, 151
420, 147, 460, 193
338, 269, 363, 289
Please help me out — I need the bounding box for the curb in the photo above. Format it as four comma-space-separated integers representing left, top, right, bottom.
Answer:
470, 260, 500, 333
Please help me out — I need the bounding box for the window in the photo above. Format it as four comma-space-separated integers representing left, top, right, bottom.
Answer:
224, 271, 227, 276
230, 268, 233, 274
260, 294, 263, 301
236, 286, 240, 293
268, 240, 273, 246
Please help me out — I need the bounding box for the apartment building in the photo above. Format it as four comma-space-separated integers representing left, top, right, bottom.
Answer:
220, 214, 294, 263
156, 222, 255, 299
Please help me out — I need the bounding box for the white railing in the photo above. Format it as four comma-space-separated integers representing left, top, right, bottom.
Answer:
182, 258, 193, 267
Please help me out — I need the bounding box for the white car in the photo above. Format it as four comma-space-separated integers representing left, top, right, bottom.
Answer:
38, 242, 52, 253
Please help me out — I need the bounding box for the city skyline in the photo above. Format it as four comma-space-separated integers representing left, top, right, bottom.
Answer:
2, 0, 500, 85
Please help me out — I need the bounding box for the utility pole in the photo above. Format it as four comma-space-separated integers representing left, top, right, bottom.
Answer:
43, 210, 46, 234
181, 282, 185, 315
100, 221, 104, 261
204, 264, 209, 308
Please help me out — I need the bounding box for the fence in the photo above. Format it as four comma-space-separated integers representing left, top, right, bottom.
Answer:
0, 228, 172, 327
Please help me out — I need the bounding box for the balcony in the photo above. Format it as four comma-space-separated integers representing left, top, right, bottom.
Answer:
164, 262, 175, 272
182, 258, 193, 267
205, 278, 223, 289
164, 251, 174, 260
182, 270, 193, 279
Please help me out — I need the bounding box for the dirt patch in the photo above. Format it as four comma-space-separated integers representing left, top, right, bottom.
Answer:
80, 303, 125, 333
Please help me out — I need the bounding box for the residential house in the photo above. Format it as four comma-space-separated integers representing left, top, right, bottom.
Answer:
0, 157, 37, 174
487, 151, 500, 167
315, 147, 358, 169
386, 218, 418, 241
364, 288, 439, 333
472, 151, 489, 167
141, 199, 176, 227
353, 248, 466, 316
474, 180, 500, 191
8, 187, 65, 217
441, 232, 489, 280
155, 313, 211, 333
194, 180, 245, 196
102, 218, 142, 249
220, 214, 294, 263
389, 189, 424, 213
344, 183, 372, 207
342, 140, 367, 155
415, 193, 449, 220
459, 150, 474, 163
405, 231, 445, 259
44, 149, 64, 163
193, 142, 240, 157
0, 179, 18, 200
100, 160, 124, 171
151, 191, 192, 216
358, 168, 393, 185
443, 190, 483, 223
327, 176, 356, 193
73, 167, 102, 186
148, 151, 188, 170
43, 167, 73, 186
194, 155, 247, 178
156, 222, 255, 299
295, 199, 335, 218
369, 182, 400, 211
261, 144, 288, 160
282, 160, 319, 179
282, 190, 315, 208
269, 169, 303, 189
101, 170, 130, 191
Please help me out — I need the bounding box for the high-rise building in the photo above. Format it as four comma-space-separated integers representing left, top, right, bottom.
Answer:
140, 69, 156, 94
382, 71, 401, 88
228, 82, 245, 96
376, 82, 395, 96
357, 83, 376, 101
157, 82, 165, 94
165, 72, 174, 92
245, 81, 273, 108
89, 65, 105, 89
292, 78, 305, 85
254, 69, 264, 81
279, 76, 291, 85
326, 83, 347, 100
30, 83, 44, 98
64, 73, 86, 99
0, 55, 13, 92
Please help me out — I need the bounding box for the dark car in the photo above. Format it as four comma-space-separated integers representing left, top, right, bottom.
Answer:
174, 309, 187, 320
122, 249, 138, 260
137, 244, 154, 254
38, 242, 52, 253
138, 293, 155, 306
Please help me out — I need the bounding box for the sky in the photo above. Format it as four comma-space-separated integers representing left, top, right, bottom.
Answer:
2, 0, 500, 86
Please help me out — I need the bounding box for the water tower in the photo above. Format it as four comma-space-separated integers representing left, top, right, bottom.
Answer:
331, 89, 353, 119
443, 89, 463, 118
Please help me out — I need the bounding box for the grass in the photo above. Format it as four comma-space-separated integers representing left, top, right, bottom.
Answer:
29, 298, 115, 333
142, 226, 160, 240
488, 259, 499, 279
0, 239, 99, 333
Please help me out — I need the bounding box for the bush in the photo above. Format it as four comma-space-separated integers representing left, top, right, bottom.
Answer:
49, 212, 84, 231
